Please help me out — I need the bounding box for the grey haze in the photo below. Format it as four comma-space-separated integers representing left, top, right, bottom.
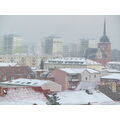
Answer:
0, 15, 120, 49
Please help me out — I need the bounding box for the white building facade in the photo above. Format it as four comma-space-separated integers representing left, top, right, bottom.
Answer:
44, 57, 104, 71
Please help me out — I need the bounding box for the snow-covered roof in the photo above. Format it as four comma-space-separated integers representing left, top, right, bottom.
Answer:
45, 57, 101, 65
33, 69, 48, 72
60, 68, 99, 74
101, 74, 120, 80
0, 62, 18, 67
0, 88, 47, 105
60, 68, 85, 74
86, 69, 100, 73
105, 69, 120, 73
0, 78, 48, 87
108, 61, 120, 65
31, 67, 48, 72
57, 90, 113, 105
31, 67, 37, 70
76, 81, 98, 90
0, 78, 62, 92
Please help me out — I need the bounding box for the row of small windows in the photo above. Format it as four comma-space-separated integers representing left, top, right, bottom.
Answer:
9, 81, 38, 85
2, 76, 14, 81
48, 61, 84, 64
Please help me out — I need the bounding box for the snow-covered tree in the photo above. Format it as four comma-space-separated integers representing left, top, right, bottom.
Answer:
46, 93, 60, 105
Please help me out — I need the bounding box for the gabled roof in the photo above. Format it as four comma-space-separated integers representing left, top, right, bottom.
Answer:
59, 68, 100, 75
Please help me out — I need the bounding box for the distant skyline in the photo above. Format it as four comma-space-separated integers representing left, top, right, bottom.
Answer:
0, 15, 120, 49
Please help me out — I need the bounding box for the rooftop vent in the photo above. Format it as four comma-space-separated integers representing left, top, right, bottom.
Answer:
26, 82, 31, 84
85, 89, 93, 95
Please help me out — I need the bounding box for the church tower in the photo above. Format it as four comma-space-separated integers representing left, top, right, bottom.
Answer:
96, 18, 111, 66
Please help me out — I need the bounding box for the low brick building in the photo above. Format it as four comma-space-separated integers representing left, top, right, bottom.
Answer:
100, 74, 120, 92
32, 68, 48, 79
50, 68, 100, 90
0, 66, 35, 82
0, 78, 61, 94
99, 74, 120, 101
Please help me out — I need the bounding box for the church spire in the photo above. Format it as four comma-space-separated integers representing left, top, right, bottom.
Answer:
103, 17, 106, 36
100, 17, 110, 43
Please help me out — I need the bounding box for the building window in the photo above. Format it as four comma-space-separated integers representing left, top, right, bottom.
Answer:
10, 76, 14, 80
2, 76, 7, 81
94, 75, 96, 78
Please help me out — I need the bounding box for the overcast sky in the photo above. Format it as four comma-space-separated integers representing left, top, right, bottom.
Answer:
0, 15, 120, 49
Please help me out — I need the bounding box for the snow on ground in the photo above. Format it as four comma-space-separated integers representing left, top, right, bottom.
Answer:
0, 88, 47, 105
57, 90, 114, 105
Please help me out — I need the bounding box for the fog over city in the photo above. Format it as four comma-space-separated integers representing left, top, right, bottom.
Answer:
0, 15, 120, 49
0, 15, 120, 105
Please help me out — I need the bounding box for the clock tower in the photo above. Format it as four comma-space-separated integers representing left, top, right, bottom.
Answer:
96, 18, 111, 66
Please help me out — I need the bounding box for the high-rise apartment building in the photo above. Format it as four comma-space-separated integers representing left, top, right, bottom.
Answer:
88, 39, 98, 48
63, 45, 71, 57
3, 34, 23, 55
44, 36, 63, 56
78, 39, 98, 58
0, 36, 4, 55
79, 39, 89, 57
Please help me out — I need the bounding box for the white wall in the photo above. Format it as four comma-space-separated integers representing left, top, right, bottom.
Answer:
81, 70, 100, 82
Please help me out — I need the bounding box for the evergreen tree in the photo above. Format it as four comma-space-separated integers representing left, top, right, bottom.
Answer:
46, 93, 60, 105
